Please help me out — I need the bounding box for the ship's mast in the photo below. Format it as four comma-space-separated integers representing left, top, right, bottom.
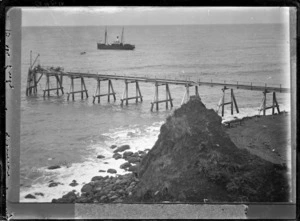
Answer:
104, 27, 107, 44
121, 27, 124, 44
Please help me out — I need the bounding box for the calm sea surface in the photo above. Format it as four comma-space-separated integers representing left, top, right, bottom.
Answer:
20, 24, 291, 201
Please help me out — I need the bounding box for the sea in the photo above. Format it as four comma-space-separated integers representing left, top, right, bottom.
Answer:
20, 24, 291, 202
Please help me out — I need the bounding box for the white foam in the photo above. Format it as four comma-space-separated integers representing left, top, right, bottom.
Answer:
20, 121, 164, 202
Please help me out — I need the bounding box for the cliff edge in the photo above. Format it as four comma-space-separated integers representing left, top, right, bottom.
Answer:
131, 97, 288, 202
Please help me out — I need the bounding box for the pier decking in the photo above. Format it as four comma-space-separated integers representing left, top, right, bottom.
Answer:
26, 64, 290, 116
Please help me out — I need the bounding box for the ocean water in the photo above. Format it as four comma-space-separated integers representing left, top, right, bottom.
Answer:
20, 24, 291, 202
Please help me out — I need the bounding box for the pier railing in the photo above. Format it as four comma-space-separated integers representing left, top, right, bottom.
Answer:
26, 64, 290, 116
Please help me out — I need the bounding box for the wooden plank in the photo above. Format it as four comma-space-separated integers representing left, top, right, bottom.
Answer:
151, 99, 173, 104
43, 87, 64, 92
94, 93, 116, 97
121, 96, 143, 101
67, 90, 88, 94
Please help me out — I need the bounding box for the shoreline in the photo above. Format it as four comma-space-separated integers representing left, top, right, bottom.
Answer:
22, 111, 291, 202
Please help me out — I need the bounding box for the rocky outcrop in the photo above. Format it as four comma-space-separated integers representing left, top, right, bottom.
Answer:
113, 145, 130, 153
131, 97, 288, 202
52, 174, 139, 203
47, 165, 61, 170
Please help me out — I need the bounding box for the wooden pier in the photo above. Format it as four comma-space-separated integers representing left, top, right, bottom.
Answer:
26, 63, 290, 116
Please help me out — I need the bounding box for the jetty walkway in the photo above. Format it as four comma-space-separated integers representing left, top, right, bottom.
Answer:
26, 64, 290, 116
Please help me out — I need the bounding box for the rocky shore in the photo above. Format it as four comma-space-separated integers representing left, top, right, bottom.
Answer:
49, 97, 289, 203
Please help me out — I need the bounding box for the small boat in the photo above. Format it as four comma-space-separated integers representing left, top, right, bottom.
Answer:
97, 27, 135, 50
80, 52, 86, 55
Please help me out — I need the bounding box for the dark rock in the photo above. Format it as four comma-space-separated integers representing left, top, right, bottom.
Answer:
69, 182, 78, 187
128, 165, 139, 173
120, 162, 132, 170
123, 151, 134, 159
81, 183, 93, 194
104, 162, 109, 164
107, 169, 117, 174
127, 156, 140, 164
97, 155, 105, 159
138, 150, 146, 155
113, 145, 130, 153
47, 165, 61, 170
132, 152, 139, 158
48, 182, 62, 187
113, 153, 122, 160
34, 192, 44, 196
25, 194, 36, 199
110, 145, 117, 149
99, 170, 106, 172
91, 176, 104, 181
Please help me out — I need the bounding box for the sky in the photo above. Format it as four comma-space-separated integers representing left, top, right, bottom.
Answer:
22, 7, 290, 26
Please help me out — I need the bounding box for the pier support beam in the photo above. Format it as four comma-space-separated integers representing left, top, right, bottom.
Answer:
121, 80, 143, 106
151, 82, 173, 111
181, 84, 200, 105
92, 78, 116, 103
67, 76, 88, 101
42, 74, 64, 97
216, 87, 239, 117
258, 90, 280, 116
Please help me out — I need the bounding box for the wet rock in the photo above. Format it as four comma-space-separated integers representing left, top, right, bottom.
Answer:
123, 151, 134, 159
47, 165, 61, 170
60, 191, 78, 203
91, 176, 104, 181
48, 182, 62, 187
131, 152, 139, 158
120, 162, 132, 170
34, 192, 44, 196
110, 145, 117, 149
97, 155, 105, 159
25, 194, 36, 199
69, 180, 79, 187
99, 170, 106, 172
81, 183, 93, 194
127, 156, 140, 164
128, 165, 139, 173
113, 153, 122, 160
107, 169, 117, 174
113, 145, 130, 153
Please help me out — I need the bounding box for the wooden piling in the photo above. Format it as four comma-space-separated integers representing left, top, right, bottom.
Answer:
108, 80, 111, 102
263, 91, 266, 116
71, 77, 74, 101
156, 83, 159, 111
81, 77, 84, 99
231, 89, 239, 114
126, 80, 129, 105
98, 79, 100, 103
166, 84, 168, 109
221, 88, 225, 117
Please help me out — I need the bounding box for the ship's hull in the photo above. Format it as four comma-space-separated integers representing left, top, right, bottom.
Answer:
97, 43, 135, 50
